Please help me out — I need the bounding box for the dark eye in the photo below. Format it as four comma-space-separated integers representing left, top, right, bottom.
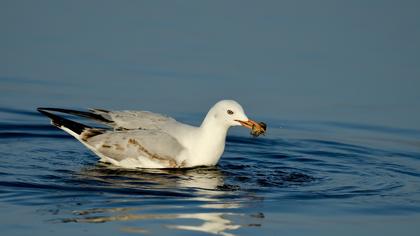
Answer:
227, 109, 234, 115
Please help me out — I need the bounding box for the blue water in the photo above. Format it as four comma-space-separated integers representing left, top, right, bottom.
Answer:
1, 1, 420, 235
1, 107, 419, 235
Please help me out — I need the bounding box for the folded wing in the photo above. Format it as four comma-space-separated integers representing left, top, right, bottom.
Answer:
37, 107, 177, 131
86, 130, 186, 168
90, 109, 177, 130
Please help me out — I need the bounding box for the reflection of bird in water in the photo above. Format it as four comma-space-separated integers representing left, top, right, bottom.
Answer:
65, 209, 242, 236
79, 163, 226, 191
79, 164, 242, 208
167, 213, 241, 236
60, 165, 256, 235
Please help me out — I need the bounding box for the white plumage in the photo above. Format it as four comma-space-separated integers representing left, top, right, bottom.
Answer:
38, 100, 265, 169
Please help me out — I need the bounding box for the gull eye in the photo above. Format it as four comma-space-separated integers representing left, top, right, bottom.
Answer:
227, 109, 234, 115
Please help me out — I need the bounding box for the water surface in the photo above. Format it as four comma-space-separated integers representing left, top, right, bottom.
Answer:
0, 108, 419, 235
1, 1, 420, 235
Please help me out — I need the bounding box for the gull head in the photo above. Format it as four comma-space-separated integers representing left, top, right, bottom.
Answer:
209, 100, 265, 135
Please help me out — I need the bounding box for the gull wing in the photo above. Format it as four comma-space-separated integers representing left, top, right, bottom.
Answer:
37, 107, 177, 131
85, 129, 186, 168
91, 109, 177, 130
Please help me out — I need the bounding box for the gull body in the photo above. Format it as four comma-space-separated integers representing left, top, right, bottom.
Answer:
38, 100, 262, 169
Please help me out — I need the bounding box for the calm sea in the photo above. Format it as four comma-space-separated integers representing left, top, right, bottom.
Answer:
1, 1, 420, 235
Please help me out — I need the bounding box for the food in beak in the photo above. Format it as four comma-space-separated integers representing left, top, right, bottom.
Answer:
236, 119, 267, 137
251, 121, 267, 137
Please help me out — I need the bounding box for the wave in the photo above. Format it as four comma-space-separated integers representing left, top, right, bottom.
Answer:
0, 132, 70, 139
0, 180, 194, 199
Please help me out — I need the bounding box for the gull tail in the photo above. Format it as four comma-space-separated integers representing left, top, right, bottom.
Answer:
37, 108, 105, 141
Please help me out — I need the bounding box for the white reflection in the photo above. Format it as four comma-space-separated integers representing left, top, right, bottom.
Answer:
168, 213, 241, 236
64, 165, 262, 235
64, 210, 242, 236
80, 164, 226, 191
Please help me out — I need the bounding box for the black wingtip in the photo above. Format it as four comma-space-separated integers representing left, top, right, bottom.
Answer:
37, 107, 112, 124
37, 107, 46, 112
37, 107, 90, 135
37, 107, 58, 121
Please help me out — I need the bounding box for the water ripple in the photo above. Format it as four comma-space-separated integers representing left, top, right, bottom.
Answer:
0, 107, 420, 236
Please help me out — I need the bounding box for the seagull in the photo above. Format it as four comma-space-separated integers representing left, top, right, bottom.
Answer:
37, 100, 266, 169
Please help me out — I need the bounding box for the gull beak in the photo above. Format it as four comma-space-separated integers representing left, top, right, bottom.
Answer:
235, 119, 260, 129
235, 119, 267, 137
